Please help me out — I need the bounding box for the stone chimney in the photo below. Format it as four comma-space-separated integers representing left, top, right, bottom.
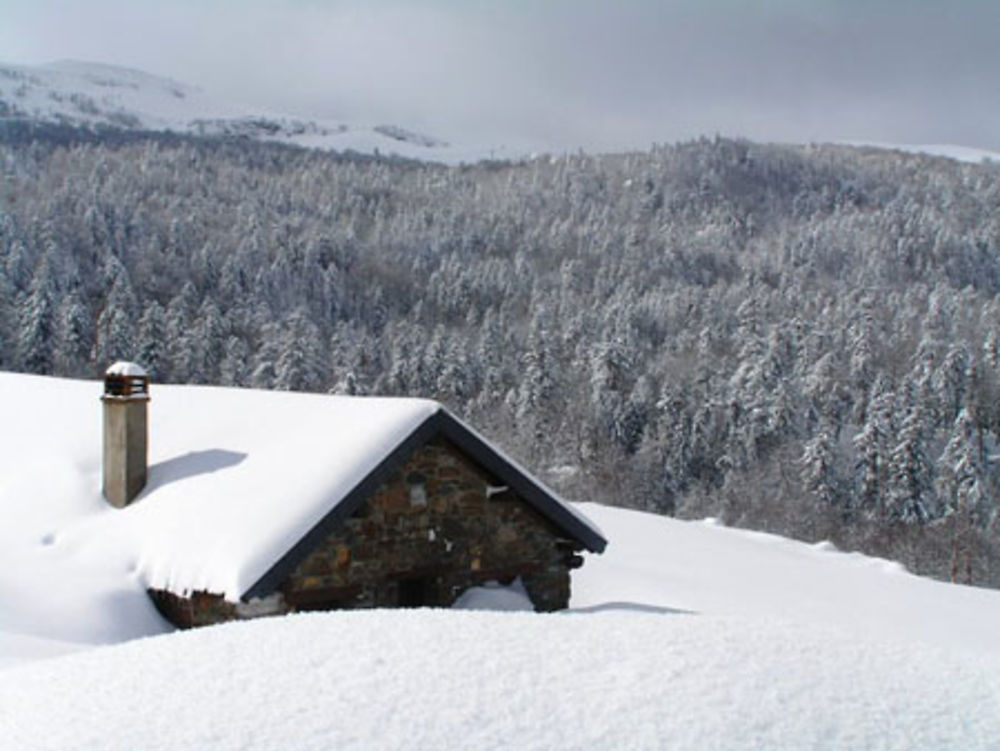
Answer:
102, 361, 150, 508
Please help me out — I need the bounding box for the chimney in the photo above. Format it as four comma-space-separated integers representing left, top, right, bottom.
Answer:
102, 361, 150, 508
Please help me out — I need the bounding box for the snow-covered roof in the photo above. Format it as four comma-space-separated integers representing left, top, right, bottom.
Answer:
0, 373, 604, 604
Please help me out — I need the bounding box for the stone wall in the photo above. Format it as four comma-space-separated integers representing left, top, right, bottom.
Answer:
150, 436, 584, 628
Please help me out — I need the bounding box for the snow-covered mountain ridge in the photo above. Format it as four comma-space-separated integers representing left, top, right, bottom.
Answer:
842, 140, 1000, 165
4, 60, 998, 166
0, 60, 490, 163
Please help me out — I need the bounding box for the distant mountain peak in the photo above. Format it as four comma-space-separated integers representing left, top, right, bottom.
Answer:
0, 59, 490, 164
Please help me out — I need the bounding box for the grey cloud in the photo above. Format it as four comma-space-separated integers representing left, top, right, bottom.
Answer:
2, 0, 998, 152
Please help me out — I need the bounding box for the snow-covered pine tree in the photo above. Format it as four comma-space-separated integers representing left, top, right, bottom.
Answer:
17, 256, 57, 374
936, 408, 986, 583
219, 335, 250, 388
886, 405, 934, 525
53, 291, 92, 377
801, 429, 840, 512
134, 301, 167, 381
273, 311, 327, 393
852, 376, 895, 521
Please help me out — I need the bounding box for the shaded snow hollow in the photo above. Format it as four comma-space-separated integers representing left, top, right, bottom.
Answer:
1, 373, 1000, 749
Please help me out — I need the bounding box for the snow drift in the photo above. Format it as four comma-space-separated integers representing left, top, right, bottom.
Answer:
3, 608, 999, 751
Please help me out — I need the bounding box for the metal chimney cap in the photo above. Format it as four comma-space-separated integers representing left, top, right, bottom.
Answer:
106, 361, 148, 377
103, 362, 150, 400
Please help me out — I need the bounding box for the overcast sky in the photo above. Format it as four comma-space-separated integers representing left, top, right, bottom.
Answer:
2, 0, 998, 153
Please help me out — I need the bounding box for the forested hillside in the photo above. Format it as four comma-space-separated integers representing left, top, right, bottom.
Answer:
3, 124, 1000, 586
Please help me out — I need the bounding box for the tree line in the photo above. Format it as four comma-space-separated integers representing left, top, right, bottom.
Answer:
2, 125, 1000, 586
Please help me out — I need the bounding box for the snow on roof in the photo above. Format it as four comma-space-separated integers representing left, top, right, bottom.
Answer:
0, 372, 602, 608
0, 373, 437, 602
117, 385, 439, 601
105, 361, 147, 377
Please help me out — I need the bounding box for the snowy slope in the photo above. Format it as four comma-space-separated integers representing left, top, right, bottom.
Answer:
3, 609, 999, 751
842, 140, 1000, 164
1, 372, 1000, 749
574, 505, 1000, 657
0, 60, 497, 163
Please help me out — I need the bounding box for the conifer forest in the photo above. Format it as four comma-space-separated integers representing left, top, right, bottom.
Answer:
3, 124, 1000, 587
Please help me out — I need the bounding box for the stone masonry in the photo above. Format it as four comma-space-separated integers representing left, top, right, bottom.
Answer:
149, 436, 584, 628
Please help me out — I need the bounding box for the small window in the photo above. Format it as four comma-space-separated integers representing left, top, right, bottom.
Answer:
409, 482, 427, 506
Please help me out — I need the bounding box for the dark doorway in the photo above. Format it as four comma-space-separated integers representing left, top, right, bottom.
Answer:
398, 577, 428, 608
284, 584, 360, 612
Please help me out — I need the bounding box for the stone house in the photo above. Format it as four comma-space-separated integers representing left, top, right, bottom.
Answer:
100, 364, 607, 629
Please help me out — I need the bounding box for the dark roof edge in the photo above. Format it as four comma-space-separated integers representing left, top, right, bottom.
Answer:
434, 411, 607, 555
241, 408, 607, 601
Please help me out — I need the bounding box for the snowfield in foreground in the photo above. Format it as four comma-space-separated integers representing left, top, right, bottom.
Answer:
1, 373, 999, 749
3, 609, 999, 751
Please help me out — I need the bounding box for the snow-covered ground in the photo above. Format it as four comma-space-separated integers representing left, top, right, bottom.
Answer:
0, 60, 503, 164
842, 140, 1000, 164
1, 372, 999, 749
4, 607, 999, 751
